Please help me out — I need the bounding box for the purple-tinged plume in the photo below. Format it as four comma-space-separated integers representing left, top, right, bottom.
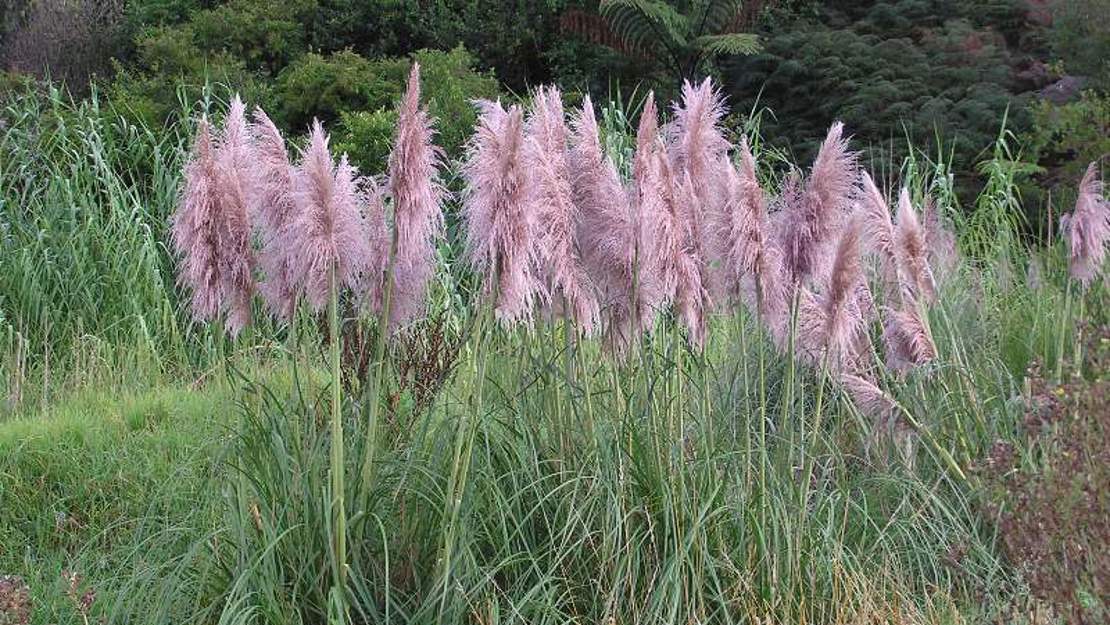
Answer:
461, 100, 542, 325
387, 63, 445, 330
882, 307, 937, 374
632, 93, 659, 194
648, 150, 709, 348
171, 111, 256, 336
356, 174, 392, 312
790, 216, 871, 371
1062, 162, 1110, 288
570, 95, 644, 350
525, 85, 599, 334
922, 195, 958, 279
211, 96, 257, 335
841, 373, 899, 427
172, 119, 223, 325
625, 94, 669, 336
667, 77, 730, 208
288, 121, 374, 311
894, 188, 937, 305
780, 122, 858, 287
667, 78, 729, 301
249, 107, 299, 319
819, 216, 871, 370
720, 138, 786, 316
858, 172, 899, 287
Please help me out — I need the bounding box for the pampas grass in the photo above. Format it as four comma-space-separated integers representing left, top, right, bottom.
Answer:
1062, 161, 1110, 288
212, 96, 256, 335
250, 108, 299, 320
288, 121, 375, 311
571, 95, 641, 349
387, 63, 445, 330
781, 122, 859, 287
171, 108, 255, 337
525, 85, 599, 334
816, 216, 871, 372
461, 100, 542, 324
882, 307, 938, 374
894, 188, 937, 304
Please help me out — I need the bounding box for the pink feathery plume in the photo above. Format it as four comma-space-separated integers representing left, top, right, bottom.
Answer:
667, 78, 729, 302
525, 85, 599, 334
789, 216, 870, 371
355, 174, 391, 312
387, 63, 445, 330
632, 93, 659, 194
667, 77, 730, 209
628, 92, 667, 329
570, 95, 643, 350
288, 120, 374, 311
721, 138, 787, 317
249, 107, 299, 319
792, 286, 828, 362
820, 216, 871, 370
461, 100, 542, 325
780, 122, 859, 287
172, 118, 223, 325
894, 188, 937, 304
922, 194, 958, 279
648, 151, 709, 348
841, 373, 899, 427
1062, 162, 1110, 287
882, 307, 937, 374
211, 96, 256, 335
218, 95, 253, 172
858, 172, 899, 287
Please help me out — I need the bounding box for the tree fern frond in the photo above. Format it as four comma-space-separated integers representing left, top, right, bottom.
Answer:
695, 33, 761, 57
600, 0, 690, 50
696, 0, 745, 35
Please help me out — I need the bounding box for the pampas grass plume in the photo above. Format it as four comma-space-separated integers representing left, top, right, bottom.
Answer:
288, 120, 374, 311
461, 99, 542, 324
387, 62, 445, 329
1063, 162, 1110, 287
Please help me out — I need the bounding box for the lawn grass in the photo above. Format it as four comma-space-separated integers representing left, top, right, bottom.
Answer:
0, 384, 229, 623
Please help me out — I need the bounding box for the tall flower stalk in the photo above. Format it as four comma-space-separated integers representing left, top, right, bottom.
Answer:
525, 85, 599, 334
461, 100, 541, 323
1062, 162, 1110, 288
250, 108, 299, 320
780, 122, 858, 289
358, 63, 444, 526
571, 95, 640, 351
288, 120, 375, 600
387, 62, 445, 331
668, 77, 731, 303
171, 105, 255, 337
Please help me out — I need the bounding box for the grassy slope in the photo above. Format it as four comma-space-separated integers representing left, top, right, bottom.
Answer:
0, 385, 228, 623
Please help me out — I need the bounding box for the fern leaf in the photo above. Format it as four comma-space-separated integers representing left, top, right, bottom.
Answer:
695, 33, 761, 57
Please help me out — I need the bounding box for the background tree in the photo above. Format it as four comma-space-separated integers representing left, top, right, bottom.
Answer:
564, 0, 763, 82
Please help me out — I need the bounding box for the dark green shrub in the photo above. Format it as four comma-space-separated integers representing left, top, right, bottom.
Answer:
278, 46, 499, 170
723, 12, 1032, 189
276, 50, 401, 131
335, 108, 397, 175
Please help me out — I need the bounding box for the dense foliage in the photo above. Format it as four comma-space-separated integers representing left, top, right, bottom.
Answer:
3, 0, 1105, 210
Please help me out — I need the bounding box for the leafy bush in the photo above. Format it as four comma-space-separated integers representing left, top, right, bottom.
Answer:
1048, 0, 1110, 89
1022, 91, 1110, 233
334, 108, 397, 175
279, 46, 499, 169
724, 14, 1031, 185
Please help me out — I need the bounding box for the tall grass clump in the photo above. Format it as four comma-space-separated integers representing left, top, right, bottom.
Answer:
3, 74, 1108, 625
